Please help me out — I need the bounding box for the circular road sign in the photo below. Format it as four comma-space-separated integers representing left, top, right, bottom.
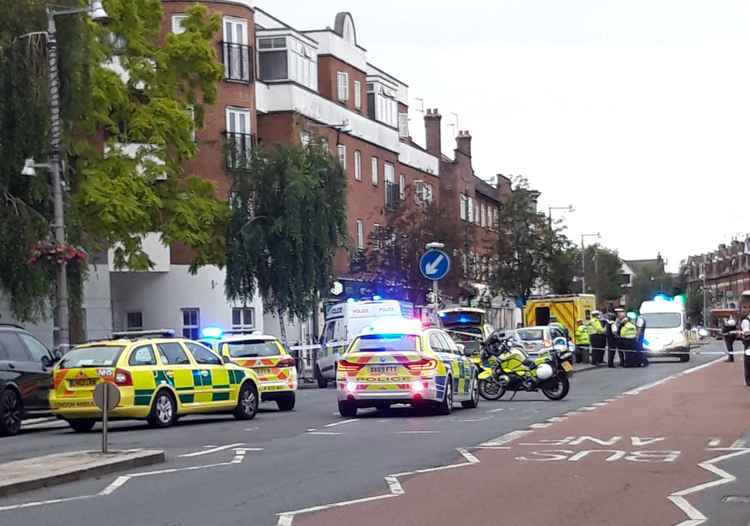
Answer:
93, 382, 121, 412
420, 249, 451, 281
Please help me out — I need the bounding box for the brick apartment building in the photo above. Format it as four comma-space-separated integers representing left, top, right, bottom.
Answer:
0, 0, 520, 346
683, 237, 750, 326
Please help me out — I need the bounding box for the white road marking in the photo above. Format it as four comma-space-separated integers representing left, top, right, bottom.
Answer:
0, 495, 94, 512
244, 427, 259, 432
486, 408, 505, 413
460, 416, 492, 423
708, 438, 721, 447
480, 429, 531, 447
669, 448, 750, 525
729, 439, 747, 449
529, 422, 552, 429
396, 430, 439, 434
179, 443, 246, 457
98, 476, 129, 496
307, 432, 342, 436
324, 419, 358, 428
278, 447, 480, 525
625, 358, 723, 396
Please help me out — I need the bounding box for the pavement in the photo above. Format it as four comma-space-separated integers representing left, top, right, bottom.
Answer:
0, 343, 743, 526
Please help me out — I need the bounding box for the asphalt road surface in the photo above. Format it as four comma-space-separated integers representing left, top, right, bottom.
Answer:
0, 343, 745, 526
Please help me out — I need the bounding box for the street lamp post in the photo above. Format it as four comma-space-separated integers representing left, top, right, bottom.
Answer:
700, 273, 708, 327
581, 233, 601, 294
547, 205, 574, 230
18, 1, 108, 351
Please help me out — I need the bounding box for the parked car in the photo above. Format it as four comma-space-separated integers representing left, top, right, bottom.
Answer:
0, 324, 58, 436
513, 325, 572, 358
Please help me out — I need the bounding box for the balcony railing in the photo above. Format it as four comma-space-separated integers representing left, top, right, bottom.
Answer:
385, 181, 400, 211
220, 41, 253, 83
223, 132, 256, 169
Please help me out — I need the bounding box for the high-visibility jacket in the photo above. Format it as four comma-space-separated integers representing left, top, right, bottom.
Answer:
575, 325, 590, 345
587, 318, 605, 336
620, 320, 637, 340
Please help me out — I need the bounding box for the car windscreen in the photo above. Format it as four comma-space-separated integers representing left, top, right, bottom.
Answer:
349, 334, 418, 353
226, 340, 282, 358
516, 329, 545, 341
642, 313, 682, 329
440, 312, 483, 326
59, 346, 124, 368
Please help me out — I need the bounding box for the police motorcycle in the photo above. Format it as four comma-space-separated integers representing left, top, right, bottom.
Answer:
477, 331, 574, 401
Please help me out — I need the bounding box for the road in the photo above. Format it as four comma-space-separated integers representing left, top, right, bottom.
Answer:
0, 342, 746, 526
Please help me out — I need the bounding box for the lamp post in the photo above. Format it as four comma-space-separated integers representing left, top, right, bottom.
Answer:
18, 1, 108, 351
699, 273, 708, 327
547, 205, 574, 230
581, 233, 601, 294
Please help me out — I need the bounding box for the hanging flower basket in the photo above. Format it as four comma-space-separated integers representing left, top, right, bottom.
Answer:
29, 241, 88, 266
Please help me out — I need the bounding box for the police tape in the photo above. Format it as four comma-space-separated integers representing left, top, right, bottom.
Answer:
577, 345, 749, 356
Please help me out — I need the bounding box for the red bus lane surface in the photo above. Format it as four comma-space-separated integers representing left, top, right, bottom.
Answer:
292, 360, 750, 526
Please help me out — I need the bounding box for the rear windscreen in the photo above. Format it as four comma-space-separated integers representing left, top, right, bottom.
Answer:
349, 334, 418, 353
227, 340, 282, 358
59, 346, 124, 368
516, 329, 544, 341
440, 312, 483, 326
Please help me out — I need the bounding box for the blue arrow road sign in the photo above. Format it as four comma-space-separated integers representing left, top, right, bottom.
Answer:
420, 249, 451, 281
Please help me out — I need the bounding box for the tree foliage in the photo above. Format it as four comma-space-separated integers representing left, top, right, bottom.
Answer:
225, 143, 347, 340
361, 191, 476, 305
628, 260, 674, 309
583, 244, 623, 301
492, 176, 552, 301
0, 0, 227, 321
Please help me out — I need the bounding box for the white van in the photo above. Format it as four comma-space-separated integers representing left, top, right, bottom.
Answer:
640, 296, 690, 362
316, 299, 413, 387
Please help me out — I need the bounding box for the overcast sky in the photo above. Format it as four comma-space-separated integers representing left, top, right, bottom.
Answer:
262, 0, 750, 271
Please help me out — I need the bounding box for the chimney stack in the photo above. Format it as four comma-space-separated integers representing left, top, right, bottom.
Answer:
456, 130, 472, 158
424, 108, 442, 157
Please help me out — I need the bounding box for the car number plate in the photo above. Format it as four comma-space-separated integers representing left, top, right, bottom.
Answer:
69, 378, 98, 387
561, 361, 573, 372
254, 368, 273, 375
369, 366, 398, 374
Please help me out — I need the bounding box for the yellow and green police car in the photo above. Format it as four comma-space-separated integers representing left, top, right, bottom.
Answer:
336, 319, 479, 417
50, 331, 260, 432
199, 330, 297, 411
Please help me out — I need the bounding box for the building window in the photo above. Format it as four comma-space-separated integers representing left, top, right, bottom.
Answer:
354, 150, 362, 181
172, 15, 187, 34
337, 144, 347, 169
337, 71, 349, 102
371, 157, 379, 186
300, 130, 312, 146
181, 308, 200, 339
367, 82, 398, 127
384, 163, 397, 210
356, 219, 364, 250
481, 204, 486, 228
373, 223, 383, 249
126, 311, 143, 330
222, 17, 251, 82
399, 174, 406, 200
460, 194, 467, 220
467, 197, 475, 223
474, 201, 480, 224
258, 36, 288, 81
354, 80, 361, 109
232, 307, 255, 330
225, 107, 253, 168
423, 183, 433, 205
320, 137, 329, 151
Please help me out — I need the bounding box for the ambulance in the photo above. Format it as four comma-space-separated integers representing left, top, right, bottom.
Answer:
523, 294, 597, 343
316, 299, 413, 387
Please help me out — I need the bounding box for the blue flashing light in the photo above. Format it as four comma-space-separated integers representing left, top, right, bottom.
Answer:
458, 316, 473, 323
438, 312, 446, 317
201, 327, 224, 339
347, 298, 356, 303
372, 295, 382, 301
653, 294, 672, 302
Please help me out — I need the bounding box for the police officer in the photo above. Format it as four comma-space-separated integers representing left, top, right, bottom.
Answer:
740, 306, 750, 359
619, 312, 639, 367
588, 311, 606, 365
606, 311, 618, 368
722, 315, 738, 362
636, 314, 649, 367
574, 319, 590, 364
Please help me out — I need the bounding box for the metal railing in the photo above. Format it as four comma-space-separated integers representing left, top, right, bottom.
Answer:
223, 132, 256, 169
220, 41, 253, 82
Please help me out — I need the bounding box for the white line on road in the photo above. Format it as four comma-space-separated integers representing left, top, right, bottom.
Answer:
460, 416, 492, 423
480, 429, 531, 447
708, 438, 721, 447
396, 430, 439, 434
307, 432, 343, 436
486, 408, 505, 413
179, 443, 246, 457
323, 419, 358, 428
529, 422, 552, 429
729, 439, 747, 449
0, 495, 94, 512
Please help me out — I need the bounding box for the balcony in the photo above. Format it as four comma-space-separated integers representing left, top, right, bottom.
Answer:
221, 42, 253, 83
223, 132, 256, 169
385, 181, 400, 211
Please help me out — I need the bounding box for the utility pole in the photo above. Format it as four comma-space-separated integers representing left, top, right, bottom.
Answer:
547, 205, 573, 231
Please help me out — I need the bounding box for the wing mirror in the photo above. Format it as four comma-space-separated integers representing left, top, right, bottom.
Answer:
41, 355, 54, 368
552, 337, 568, 353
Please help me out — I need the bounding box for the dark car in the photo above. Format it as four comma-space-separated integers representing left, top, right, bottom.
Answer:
0, 324, 57, 436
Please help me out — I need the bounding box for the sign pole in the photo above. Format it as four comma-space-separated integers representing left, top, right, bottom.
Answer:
432, 279, 439, 314
102, 386, 108, 454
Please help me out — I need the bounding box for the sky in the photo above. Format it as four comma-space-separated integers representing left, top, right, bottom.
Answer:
260, 0, 750, 272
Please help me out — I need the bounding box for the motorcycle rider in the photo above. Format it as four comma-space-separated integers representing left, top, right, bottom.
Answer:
723, 314, 738, 362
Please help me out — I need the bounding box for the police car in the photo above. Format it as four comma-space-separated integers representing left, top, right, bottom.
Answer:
50, 331, 260, 431
199, 329, 297, 411
336, 319, 479, 417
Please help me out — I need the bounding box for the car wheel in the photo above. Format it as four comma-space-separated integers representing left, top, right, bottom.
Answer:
462, 376, 480, 409
316, 366, 328, 389
68, 419, 96, 433
147, 390, 178, 428
0, 389, 22, 436
338, 400, 357, 418
276, 392, 296, 411
234, 382, 259, 420
437, 377, 453, 415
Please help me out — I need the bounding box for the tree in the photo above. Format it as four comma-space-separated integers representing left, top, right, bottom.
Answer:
629, 264, 674, 309
492, 176, 552, 301
583, 245, 624, 303
225, 142, 348, 343
548, 244, 578, 295
0, 1, 227, 323
361, 192, 476, 305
